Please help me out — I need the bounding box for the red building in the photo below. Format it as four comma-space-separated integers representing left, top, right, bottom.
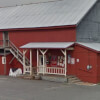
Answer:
0, 0, 100, 83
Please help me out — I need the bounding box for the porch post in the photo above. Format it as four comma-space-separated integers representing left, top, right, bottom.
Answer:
23, 49, 27, 74
39, 49, 48, 75
30, 49, 32, 76
65, 49, 67, 77
37, 49, 39, 75
23, 50, 25, 74
61, 49, 67, 77
43, 53, 45, 75
37, 49, 39, 67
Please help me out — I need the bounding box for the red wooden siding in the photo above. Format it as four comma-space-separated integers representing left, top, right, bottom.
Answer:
0, 54, 13, 75
0, 56, 4, 75
9, 27, 76, 48
0, 32, 2, 39
97, 54, 100, 83
73, 45, 97, 83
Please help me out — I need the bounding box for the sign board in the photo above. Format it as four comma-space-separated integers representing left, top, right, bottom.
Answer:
2, 57, 6, 64
71, 58, 75, 64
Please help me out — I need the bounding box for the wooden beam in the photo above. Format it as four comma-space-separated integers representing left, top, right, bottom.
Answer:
61, 49, 67, 77
37, 49, 39, 67
39, 49, 48, 55
67, 47, 74, 50
37, 49, 39, 75
9, 56, 15, 64
43, 53, 45, 75
65, 49, 67, 77
30, 49, 32, 76
23, 49, 28, 55
61, 49, 66, 56
23, 50, 26, 74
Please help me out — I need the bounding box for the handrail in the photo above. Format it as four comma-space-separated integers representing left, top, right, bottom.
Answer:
0, 40, 31, 73
37, 66, 65, 75
9, 40, 30, 65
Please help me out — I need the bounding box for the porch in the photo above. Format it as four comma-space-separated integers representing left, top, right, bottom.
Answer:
21, 42, 74, 76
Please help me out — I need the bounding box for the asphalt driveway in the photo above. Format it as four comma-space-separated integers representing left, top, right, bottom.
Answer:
0, 76, 100, 100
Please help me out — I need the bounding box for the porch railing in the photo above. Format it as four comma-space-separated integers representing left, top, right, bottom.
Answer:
37, 67, 65, 75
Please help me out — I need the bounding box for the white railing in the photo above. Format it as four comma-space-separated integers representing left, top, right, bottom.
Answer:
37, 66, 65, 75
9, 41, 30, 66
24, 66, 30, 73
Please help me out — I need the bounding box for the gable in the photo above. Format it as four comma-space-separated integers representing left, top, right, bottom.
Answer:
77, 0, 100, 43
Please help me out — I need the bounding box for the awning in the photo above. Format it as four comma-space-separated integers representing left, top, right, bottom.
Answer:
76, 42, 100, 52
20, 42, 74, 49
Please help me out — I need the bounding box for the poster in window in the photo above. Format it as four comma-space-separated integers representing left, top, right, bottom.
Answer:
71, 58, 75, 64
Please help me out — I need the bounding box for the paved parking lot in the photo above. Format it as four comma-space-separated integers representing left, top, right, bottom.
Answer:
0, 76, 100, 100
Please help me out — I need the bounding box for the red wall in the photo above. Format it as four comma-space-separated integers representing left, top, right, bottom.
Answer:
0, 54, 23, 75
69, 45, 98, 83
0, 32, 2, 40
0, 54, 13, 75
97, 54, 100, 83
9, 27, 76, 48
0, 56, 4, 75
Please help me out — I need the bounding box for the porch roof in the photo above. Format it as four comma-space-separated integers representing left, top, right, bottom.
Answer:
20, 42, 74, 49
76, 42, 100, 52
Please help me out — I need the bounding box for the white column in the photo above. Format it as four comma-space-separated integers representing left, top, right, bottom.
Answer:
37, 49, 39, 67
37, 49, 39, 74
43, 53, 45, 75
65, 49, 67, 77
23, 50, 25, 74
61, 49, 67, 77
30, 49, 32, 76
39, 49, 48, 75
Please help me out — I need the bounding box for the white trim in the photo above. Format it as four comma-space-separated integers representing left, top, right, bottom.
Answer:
30, 49, 32, 75
37, 49, 39, 67
23, 50, 27, 74
65, 50, 67, 77
37, 67, 65, 75
61, 49, 67, 76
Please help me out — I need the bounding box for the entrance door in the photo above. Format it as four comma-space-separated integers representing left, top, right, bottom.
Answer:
3, 31, 9, 47
39, 55, 46, 73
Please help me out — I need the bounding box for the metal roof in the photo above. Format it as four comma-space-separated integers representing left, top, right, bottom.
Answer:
0, 0, 97, 29
21, 42, 100, 52
20, 42, 74, 49
0, 0, 60, 7
77, 42, 100, 52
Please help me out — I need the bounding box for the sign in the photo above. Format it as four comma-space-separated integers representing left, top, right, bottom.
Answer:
71, 58, 75, 64
77, 59, 79, 63
2, 57, 6, 64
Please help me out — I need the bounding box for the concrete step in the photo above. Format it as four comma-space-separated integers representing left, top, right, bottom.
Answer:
41, 75, 68, 83
67, 76, 82, 84
18, 74, 35, 80
68, 79, 81, 83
